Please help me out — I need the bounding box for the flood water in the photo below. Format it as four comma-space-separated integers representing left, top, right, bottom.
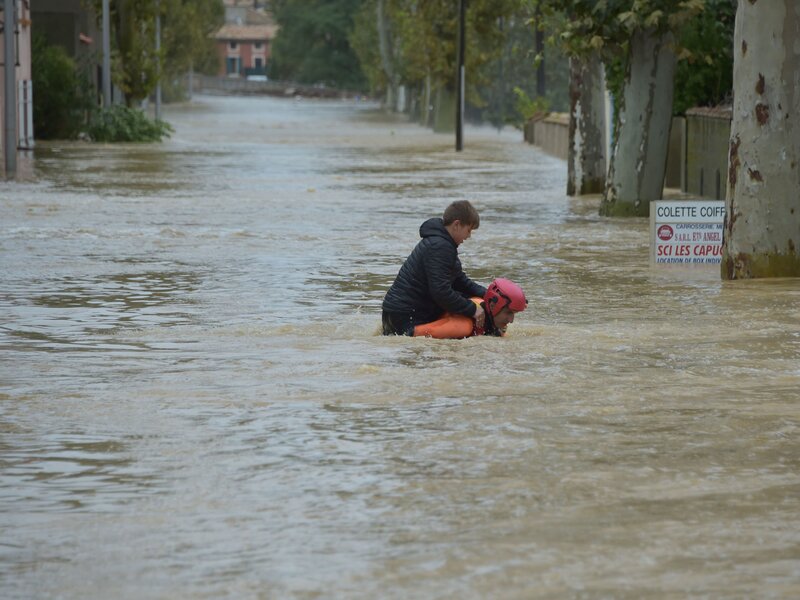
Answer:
2, 94, 799, 598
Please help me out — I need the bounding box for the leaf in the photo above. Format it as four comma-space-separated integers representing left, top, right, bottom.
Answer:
617, 11, 638, 30
644, 10, 663, 28
590, 35, 604, 50
680, 0, 706, 13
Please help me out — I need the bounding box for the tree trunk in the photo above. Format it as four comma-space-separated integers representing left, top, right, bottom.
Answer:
600, 29, 676, 217
721, 1, 800, 279
116, 0, 156, 107
420, 74, 433, 128
376, 0, 399, 111
567, 55, 606, 196
432, 85, 455, 133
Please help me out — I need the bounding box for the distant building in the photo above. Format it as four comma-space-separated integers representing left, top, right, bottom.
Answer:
216, 0, 278, 77
1, 0, 34, 150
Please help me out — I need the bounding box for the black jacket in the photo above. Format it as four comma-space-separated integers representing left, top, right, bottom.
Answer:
382, 218, 486, 325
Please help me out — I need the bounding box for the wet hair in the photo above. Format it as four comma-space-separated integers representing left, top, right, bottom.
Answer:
442, 200, 480, 229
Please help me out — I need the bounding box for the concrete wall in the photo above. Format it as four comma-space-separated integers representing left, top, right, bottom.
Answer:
664, 116, 684, 190
523, 110, 730, 199
528, 113, 569, 160
684, 107, 731, 200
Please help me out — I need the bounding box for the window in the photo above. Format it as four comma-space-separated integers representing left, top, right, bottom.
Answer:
229, 41, 237, 50
254, 42, 262, 50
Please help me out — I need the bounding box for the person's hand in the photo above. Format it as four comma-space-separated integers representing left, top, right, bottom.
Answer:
473, 305, 485, 329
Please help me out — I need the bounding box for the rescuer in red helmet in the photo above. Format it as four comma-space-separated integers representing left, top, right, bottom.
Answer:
402, 277, 528, 338
476, 278, 528, 336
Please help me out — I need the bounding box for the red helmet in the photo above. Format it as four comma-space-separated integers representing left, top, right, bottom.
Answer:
484, 278, 527, 316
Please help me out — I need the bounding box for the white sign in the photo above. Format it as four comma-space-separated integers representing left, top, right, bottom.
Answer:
650, 201, 726, 266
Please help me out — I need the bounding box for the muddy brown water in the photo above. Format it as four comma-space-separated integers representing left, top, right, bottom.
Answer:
1, 95, 799, 598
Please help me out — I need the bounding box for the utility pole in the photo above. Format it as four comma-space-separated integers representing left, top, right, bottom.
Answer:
102, 0, 111, 107
455, 0, 466, 151
155, 0, 161, 120
4, 0, 17, 177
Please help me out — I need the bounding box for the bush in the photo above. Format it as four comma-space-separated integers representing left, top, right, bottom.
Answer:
673, 0, 735, 114
88, 105, 173, 142
32, 35, 92, 139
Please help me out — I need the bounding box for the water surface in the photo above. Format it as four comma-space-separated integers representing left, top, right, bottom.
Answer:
1, 95, 799, 598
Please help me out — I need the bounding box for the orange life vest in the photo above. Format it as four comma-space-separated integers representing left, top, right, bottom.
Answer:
413, 297, 483, 339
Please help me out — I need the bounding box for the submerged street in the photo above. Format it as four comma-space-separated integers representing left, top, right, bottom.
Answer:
1, 95, 799, 598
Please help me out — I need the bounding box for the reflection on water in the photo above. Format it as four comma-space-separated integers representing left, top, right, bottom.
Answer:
1, 95, 799, 598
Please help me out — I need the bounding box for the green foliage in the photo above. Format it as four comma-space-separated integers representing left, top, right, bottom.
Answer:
350, 0, 386, 94
350, 0, 566, 126
112, 0, 160, 106
271, 0, 368, 90
513, 87, 550, 120
90, 0, 223, 105
161, 0, 225, 78
528, 0, 726, 113
88, 105, 173, 142
31, 34, 94, 140
478, 9, 569, 128
529, 0, 705, 59
672, 0, 734, 113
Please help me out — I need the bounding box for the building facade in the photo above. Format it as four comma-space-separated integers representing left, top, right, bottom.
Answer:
1, 0, 34, 153
216, 24, 277, 77
216, 1, 277, 78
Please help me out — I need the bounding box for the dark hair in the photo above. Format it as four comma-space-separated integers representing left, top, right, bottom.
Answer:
442, 200, 480, 228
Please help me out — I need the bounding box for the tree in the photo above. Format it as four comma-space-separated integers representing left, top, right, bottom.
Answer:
477, 8, 569, 128
598, 1, 704, 216
672, 0, 734, 114
112, 0, 160, 106
721, 0, 800, 279
350, 0, 400, 109
161, 0, 224, 79
601, 23, 677, 215
91, 0, 222, 105
270, 0, 367, 90
376, 0, 401, 110
567, 53, 606, 195
351, 0, 529, 128
533, 1, 704, 211
530, 1, 617, 198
